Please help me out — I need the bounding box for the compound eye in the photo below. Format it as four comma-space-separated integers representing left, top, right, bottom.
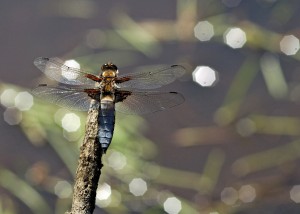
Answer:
101, 63, 118, 71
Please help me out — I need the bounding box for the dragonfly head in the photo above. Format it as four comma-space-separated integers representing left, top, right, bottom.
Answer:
101, 62, 119, 77
101, 62, 118, 77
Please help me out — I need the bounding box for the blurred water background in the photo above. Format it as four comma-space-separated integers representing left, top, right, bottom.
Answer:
1, 0, 300, 213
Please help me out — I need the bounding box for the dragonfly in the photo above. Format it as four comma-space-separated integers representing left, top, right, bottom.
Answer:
32, 57, 185, 153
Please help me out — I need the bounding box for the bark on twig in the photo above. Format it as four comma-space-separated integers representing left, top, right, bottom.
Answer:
66, 101, 103, 214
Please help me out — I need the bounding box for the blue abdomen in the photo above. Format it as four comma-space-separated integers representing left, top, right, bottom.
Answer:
98, 100, 115, 153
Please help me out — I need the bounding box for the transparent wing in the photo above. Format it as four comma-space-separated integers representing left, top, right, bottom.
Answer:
34, 57, 98, 86
117, 65, 185, 89
32, 84, 94, 111
115, 91, 184, 115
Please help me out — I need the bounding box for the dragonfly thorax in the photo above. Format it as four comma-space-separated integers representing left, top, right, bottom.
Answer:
101, 70, 117, 78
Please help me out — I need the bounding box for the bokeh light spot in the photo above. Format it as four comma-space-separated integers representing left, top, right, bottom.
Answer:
192, 66, 218, 87
163, 197, 182, 214
0, 88, 17, 108
97, 183, 112, 200
290, 185, 300, 203
224, 27, 247, 49
3, 108, 22, 125
194, 21, 214, 41
96, 183, 112, 207
96, 197, 111, 208
280, 35, 300, 55
221, 187, 238, 205
107, 150, 127, 170
238, 185, 256, 203
15, 91, 33, 111
54, 180, 72, 198
62, 59, 80, 80
129, 178, 148, 196
61, 113, 81, 132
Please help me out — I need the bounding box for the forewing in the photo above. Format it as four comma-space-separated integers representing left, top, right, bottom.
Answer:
34, 57, 98, 86
117, 65, 185, 89
32, 84, 94, 111
115, 91, 184, 115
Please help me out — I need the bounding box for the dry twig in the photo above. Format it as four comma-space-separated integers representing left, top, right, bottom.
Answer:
67, 101, 103, 214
